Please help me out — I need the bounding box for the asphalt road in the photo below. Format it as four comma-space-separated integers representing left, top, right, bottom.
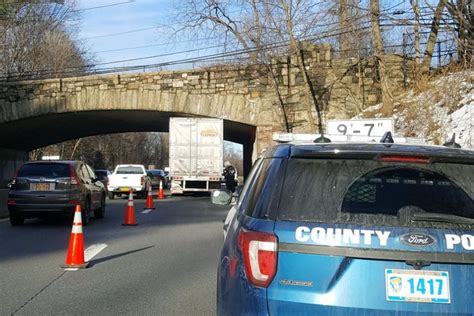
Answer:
0, 194, 228, 315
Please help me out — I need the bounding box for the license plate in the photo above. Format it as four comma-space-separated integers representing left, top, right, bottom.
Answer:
385, 269, 450, 303
31, 183, 53, 191
120, 187, 130, 192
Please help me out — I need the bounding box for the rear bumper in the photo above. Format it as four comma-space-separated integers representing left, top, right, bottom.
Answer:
8, 203, 76, 215
171, 179, 221, 194
108, 186, 144, 193
8, 191, 80, 214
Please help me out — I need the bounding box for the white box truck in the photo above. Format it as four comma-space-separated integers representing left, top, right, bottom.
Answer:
169, 118, 224, 194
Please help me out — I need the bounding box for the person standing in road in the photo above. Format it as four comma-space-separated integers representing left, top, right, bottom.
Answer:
223, 161, 237, 192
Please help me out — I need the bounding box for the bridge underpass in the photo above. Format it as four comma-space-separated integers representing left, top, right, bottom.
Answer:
0, 110, 256, 217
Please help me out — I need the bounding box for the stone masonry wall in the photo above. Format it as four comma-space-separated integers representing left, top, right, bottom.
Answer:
0, 44, 412, 154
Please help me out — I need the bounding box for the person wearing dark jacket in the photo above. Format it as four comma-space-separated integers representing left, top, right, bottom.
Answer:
223, 161, 236, 192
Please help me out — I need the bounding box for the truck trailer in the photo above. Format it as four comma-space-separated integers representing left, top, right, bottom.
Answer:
169, 117, 224, 194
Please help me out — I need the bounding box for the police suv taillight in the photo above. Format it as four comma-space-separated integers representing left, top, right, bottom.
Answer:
238, 228, 278, 288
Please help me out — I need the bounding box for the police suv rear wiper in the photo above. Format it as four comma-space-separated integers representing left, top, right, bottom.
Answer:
411, 212, 474, 225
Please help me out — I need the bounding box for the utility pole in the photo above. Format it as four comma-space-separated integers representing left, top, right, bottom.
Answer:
438, 41, 442, 67
410, 0, 421, 66
402, 32, 408, 87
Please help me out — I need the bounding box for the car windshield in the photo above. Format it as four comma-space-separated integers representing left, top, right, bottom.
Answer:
116, 166, 143, 174
18, 163, 70, 178
148, 170, 163, 176
95, 171, 108, 179
276, 159, 473, 228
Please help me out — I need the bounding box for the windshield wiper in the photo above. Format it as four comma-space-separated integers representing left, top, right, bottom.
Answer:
411, 212, 474, 225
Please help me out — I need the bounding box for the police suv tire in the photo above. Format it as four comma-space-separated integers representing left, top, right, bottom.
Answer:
9, 212, 24, 226
94, 194, 106, 219
108, 192, 115, 200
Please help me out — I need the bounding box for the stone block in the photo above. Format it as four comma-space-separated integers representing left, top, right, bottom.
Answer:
367, 94, 378, 103
127, 82, 140, 90
172, 81, 184, 88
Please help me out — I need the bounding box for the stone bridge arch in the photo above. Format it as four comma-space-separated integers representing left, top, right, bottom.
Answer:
0, 70, 283, 178
0, 47, 410, 185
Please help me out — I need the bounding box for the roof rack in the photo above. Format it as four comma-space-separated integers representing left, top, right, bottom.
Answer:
443, 133, 461, 148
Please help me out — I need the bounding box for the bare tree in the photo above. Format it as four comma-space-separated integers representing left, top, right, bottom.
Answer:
370, 0, 393, 110
446, 0, 473, 67
280, 0, 320, 133
37, 133, 171, 169
0, 0, 91, 79
420, 0, 449, 73
175, 0, 334, 133
410, 0, 422, 66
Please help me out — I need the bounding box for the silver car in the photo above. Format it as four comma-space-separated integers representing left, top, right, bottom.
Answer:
7, 160, 106, 226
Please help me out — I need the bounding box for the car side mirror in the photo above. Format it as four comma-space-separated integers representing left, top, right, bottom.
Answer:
211, 189, 233, 205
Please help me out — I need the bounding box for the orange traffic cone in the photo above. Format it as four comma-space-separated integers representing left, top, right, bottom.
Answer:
144, 186, 155, 211
63, 205, 89, 269
158, 180, 165, 200
123, 189, 138, 226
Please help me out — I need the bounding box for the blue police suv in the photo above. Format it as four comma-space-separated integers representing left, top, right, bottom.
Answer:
213, 139, 473, 315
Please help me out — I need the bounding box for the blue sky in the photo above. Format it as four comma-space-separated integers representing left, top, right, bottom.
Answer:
75, 0, 454, 71
76, 0, 221, 71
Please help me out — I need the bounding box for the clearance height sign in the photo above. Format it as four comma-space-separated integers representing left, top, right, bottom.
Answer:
327, 119, 394, 137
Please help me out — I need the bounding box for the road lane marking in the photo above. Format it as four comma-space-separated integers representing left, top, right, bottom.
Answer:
64, 243, 108, 271
142, 209, 153, 214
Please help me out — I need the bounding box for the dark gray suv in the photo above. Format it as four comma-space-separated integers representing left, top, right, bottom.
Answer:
7, 160, 106, 226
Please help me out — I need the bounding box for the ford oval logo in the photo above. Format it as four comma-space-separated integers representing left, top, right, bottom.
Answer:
400, 233, 435, 246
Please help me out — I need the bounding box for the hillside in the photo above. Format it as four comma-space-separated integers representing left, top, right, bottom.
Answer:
360, 71, 473, 148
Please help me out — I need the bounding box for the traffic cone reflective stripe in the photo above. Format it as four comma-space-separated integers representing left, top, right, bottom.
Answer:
123, 189, 138, 226
63, 205, 88, 269
144, 186, 155, 210
158, 180, 165, 200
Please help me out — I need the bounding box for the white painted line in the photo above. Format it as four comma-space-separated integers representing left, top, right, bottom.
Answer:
0, 218, 9, 223
142, 209, 153, 214
65, 243, 108, 271
85, 243, 108, 261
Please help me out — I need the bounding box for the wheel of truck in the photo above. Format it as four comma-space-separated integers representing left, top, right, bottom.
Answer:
94, 194, 106, 219
9, 212, 24, 226
108, 192, 115, 200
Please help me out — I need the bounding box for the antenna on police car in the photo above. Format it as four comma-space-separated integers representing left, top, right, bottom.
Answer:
443, 133, 461, 148
313, 124, 331, 143
380, 131, 394, 143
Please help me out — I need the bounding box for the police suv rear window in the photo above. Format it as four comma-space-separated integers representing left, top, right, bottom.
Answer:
18, 163, 70, 178
277, 159, 473, 228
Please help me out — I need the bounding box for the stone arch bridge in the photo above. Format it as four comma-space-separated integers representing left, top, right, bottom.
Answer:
0, 45, 410, 186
